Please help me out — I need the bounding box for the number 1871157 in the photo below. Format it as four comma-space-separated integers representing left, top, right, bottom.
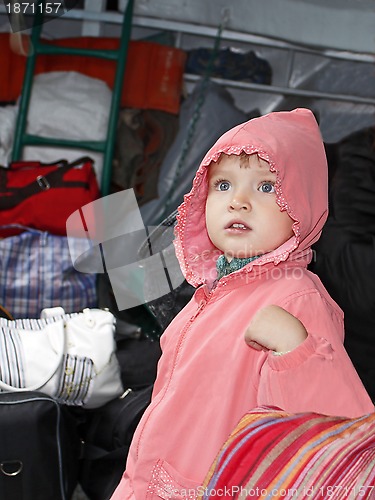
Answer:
6, 3, 62, 15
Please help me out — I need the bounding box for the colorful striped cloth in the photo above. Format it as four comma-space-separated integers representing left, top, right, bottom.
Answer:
199, 407, 375, 499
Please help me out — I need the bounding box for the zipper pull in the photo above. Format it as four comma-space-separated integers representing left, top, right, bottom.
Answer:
191, 300, 206, 320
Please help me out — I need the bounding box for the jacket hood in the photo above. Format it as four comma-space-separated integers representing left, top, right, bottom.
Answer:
174, 108, 328, 287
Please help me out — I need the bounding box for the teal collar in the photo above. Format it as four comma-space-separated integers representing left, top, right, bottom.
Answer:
216, 254, 260, 280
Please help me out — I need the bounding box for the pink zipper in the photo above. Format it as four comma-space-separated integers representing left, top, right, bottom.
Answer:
134, 294, 209, 460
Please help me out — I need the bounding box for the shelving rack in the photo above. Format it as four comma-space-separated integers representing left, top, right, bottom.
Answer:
1, 2, 374, 108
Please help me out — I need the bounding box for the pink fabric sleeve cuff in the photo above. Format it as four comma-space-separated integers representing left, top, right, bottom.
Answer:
267, 334, 334, 371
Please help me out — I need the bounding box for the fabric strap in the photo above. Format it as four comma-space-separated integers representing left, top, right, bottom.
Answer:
0, 156, 93, 210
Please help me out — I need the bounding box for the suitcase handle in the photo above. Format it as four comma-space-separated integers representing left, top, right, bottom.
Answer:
0, 320, 65, 393
0, 460, 23, 476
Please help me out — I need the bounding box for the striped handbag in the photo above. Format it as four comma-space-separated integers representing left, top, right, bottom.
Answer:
200, 406, 375, 499
0, 307, 123, 408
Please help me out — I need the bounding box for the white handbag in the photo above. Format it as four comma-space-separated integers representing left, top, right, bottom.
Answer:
0, 307, 124, 408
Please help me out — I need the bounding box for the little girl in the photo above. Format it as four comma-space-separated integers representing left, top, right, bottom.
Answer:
111, 108, 373, 500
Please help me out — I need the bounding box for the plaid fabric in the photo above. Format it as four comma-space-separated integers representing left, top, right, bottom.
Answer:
0, 229, 97, 318
200, 407, 375, 499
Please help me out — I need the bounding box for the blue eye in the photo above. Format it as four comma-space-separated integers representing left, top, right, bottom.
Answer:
259, 182, 275, 193
214, 180, 231, 191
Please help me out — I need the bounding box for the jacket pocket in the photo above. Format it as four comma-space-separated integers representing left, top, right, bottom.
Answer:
146, 459, 200, 499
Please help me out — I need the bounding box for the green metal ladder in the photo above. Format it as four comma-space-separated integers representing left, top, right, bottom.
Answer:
11, 0, 134, 196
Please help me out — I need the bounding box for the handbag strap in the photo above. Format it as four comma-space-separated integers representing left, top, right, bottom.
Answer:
8, 158, 68, 170
0, 156, 94, 210
0, 320, 66, 393
0, 223, 45, 235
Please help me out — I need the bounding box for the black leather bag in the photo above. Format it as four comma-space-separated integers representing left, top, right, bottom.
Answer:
79, 385, 153, 500
0, 391, 81, 500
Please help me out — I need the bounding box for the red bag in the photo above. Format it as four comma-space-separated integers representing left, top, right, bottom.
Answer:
0, 157, 100, 236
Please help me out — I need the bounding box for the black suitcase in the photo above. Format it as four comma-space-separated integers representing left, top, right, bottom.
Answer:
0, 391, 81, 500
79, 385, 153, 500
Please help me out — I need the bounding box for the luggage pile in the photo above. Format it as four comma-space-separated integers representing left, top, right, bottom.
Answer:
0, 156, 161, 499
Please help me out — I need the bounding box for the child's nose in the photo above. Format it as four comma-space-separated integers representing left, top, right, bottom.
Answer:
229, 193, 251, 211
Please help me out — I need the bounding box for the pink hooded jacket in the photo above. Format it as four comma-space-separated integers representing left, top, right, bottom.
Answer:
111, 108, 374, 500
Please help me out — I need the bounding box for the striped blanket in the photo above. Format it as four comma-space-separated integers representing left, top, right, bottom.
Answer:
199, 407, 375, 499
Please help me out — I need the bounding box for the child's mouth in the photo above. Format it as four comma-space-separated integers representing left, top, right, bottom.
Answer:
226, 222, 251, 232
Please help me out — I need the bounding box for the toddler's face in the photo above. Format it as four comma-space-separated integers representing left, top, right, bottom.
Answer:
206, 154, 294, 260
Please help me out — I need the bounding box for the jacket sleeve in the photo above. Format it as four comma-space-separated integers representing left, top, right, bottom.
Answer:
257, 291, 374, 418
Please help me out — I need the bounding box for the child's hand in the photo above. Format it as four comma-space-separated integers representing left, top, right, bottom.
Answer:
245, 305, 308, 354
